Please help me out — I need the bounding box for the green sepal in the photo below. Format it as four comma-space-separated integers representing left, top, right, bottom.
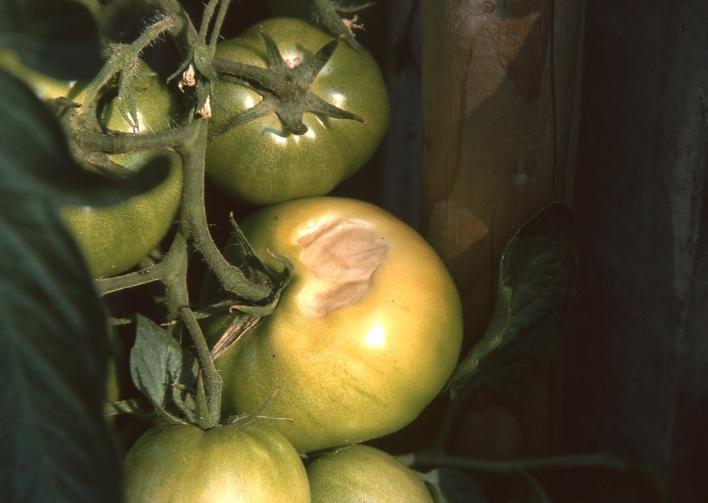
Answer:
116, 59, 142, 131
213, 31, 362, 136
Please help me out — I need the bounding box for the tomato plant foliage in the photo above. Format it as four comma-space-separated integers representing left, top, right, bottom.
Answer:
0, 66, 121, 503
448, 203, 576, 398
129, 315, 199, 419
0, 0, 101, 80
0, 2, 175, 501
0, 1, 589, 502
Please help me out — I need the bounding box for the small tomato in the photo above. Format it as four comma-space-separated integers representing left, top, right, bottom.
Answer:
206, 18, 389, 205
307, 445, 433, 503
123, 421, 310, 503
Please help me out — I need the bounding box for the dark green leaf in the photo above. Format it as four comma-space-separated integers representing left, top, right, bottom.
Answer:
0, 191, 120, 502
0, 0, 102, 80
0, 69, 173, 208
130, 315, 198, 415
419, 468, 488, 503
448, 203, 575, 397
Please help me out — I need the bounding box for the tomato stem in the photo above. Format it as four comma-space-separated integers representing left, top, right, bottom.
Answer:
198, 0, 233, 53
311, 0, 375, 50
398, 452, 632, 473
72, 125, 194, 154
76, 0, 289, 429
429, 388, 468, 453
178, 121, 273, 302
74, 15, 177, 132
95, 262, 166, 295
161, 232, 223, 428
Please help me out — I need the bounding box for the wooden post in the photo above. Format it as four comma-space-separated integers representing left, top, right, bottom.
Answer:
421, 0, 584, 456
380, 0, 424, 228
565, 2, 708, 500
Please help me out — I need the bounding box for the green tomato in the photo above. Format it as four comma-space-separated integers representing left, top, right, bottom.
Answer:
203, 197, 463, 453
60, 65, 183, 278
0, 54, 183, 278
308, 445, 433, 503
206, 17, 389, 205
123, 421, 310, 503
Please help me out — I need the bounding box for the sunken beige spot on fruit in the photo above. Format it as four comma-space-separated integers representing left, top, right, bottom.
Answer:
296, 219, 388, 318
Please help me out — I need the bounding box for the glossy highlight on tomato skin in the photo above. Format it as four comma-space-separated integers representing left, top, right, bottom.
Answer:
206, 18, 390, 206
203, 197, 463, 454
122, 421, 310, 503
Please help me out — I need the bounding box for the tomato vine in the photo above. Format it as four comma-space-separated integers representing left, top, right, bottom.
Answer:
0, 1, 668, 501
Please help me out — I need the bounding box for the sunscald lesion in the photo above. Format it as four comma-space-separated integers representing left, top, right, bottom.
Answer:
296, 218, 388, 318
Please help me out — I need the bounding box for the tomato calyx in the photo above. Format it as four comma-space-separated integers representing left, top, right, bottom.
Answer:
200, 215, 294, 359
212, 32, 364, 136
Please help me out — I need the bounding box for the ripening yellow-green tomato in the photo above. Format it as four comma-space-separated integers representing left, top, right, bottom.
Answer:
123, 421, 311, 503
202, 197, 463, 453
307, 445, 433, 503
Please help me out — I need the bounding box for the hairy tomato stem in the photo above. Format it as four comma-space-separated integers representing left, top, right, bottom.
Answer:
178, 121, 272, 302
209, 0, 233, 51
95, 262, 166, 295
76, 15, 177, 131
159, 233, 223, 428
73, 125, 194, 154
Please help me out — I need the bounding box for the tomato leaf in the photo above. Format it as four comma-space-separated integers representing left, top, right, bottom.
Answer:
0, 0, 102, 80
0, 192, 120, 501
419, 468, 488, 503
448, 202, 575, 398
130, 315, 199, 418
0, 69, 173, 209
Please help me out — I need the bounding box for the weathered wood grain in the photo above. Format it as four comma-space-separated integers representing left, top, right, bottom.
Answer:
566, 2, 708, 500
421, 0, 584, 457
